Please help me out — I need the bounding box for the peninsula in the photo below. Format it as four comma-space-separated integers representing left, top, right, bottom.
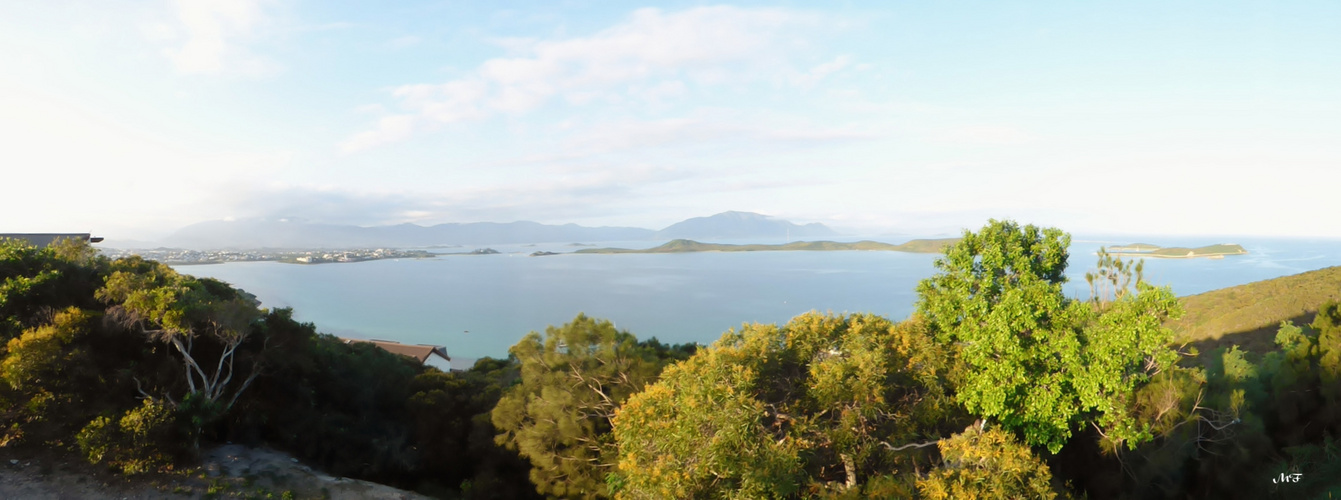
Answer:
573, 238, 960, 254
101, 247, 434, 265
1103, 243, 1248, 259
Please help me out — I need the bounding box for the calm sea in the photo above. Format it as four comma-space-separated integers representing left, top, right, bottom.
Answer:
172, 236, 1341, 363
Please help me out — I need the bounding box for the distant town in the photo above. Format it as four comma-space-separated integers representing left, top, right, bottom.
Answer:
98, 247, 435, 265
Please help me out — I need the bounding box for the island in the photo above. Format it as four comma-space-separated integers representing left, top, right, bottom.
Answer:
573, 238, 960, 254
1103, 243, 1248, 259
530, 251, 560, 257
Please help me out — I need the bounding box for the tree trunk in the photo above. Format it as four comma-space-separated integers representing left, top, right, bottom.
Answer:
841, 453, 857, 489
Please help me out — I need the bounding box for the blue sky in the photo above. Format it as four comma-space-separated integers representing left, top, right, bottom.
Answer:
2, 1, 1339, 240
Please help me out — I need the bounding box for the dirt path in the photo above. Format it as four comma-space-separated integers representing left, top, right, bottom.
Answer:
0, 444, 433, 499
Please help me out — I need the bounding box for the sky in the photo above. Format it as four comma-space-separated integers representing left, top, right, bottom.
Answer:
2, 1, 1340, 240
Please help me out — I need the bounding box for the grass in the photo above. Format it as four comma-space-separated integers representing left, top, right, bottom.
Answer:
574, 238, 961, 254
1171, 266, 1341, 359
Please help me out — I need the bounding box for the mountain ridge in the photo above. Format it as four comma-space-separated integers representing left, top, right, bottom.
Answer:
156, 211, 844, 249
573, 238, 960, 254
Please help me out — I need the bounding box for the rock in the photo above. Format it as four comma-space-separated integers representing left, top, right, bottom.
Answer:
9, 460, 17, 465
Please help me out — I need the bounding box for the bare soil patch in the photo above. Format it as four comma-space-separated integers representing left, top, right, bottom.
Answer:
0, 443, 432, 499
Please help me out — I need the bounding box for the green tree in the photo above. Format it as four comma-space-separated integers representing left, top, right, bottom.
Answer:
916, 220, 1182, 453
96, 258, 262, 413
491, 314, 693, 499
0, 237, 107, 341
1314, 302, 1341, 409
75, 397, 180, 474
612, 313, 963, 498
917, 423, 1057, 500
1, 307, 95, 392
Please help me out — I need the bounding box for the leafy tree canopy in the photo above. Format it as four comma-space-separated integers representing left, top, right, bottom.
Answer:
612, 312, 963, 498
917, 424, 1057, 500
916, 220, 1182, 453
492, 313, 693, 499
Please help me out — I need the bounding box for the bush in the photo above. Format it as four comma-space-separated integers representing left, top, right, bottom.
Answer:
76, 398, 181, 474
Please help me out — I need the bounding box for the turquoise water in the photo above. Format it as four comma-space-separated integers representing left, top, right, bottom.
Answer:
173, 237, 1341, 361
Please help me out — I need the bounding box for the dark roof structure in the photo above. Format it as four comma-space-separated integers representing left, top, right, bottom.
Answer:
342, 338, 451, 364
0, 233, 104, 247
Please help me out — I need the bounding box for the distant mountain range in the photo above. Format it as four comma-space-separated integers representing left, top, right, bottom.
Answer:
154, 211, 841, 249
655, 211, 836, 240
573, 238, 957, 254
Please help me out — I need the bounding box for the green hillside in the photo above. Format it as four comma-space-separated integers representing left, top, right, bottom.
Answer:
1150, 243, 1248, 258
573, 238, 960, 254
1172, 265, 1341, 355
1107, 243, 1161, 252
1105, 243, 1248, 258
891, 238, 961, 253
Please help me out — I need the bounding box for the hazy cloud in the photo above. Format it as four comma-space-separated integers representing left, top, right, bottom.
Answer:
340, 114, 417, 153
794, 54, 852, 88
209, 163, 699, 227
158, 0, 278, 76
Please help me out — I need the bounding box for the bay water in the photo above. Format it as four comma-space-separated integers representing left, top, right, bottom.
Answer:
173, 236, 1341, 364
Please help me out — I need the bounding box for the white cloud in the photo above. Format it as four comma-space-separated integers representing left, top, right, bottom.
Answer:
633, 80, 688, 105
340, 114, 417, 153
159, 0, 278, 76
394, 80, 491, 123
344, 6, 834, 150
795, 55, 852, 88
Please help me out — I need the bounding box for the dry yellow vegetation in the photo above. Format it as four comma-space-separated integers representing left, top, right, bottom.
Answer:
1171, 266, 1341, 357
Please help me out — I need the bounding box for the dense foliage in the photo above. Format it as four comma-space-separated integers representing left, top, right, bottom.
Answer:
0, 237, 538, 498
612, 313, 964, 498
492, 314, 695, 498
916, 424, 1056, 500
915, 221, 1183, 453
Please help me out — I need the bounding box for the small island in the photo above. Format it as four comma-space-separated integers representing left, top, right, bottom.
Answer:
530, 251, 560, 257
1103, 243, 1248, 259
431, 247, 504, 256
573, 238, 960, 254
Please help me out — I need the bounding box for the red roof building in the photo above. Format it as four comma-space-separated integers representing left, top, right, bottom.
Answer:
342, 338, 453, 371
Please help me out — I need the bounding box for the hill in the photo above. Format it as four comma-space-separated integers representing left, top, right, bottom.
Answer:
1107, 243, 1161, 252
574, 238, 959, 254
653, 211, 837, 240
1105, 243, 1248, 259
1172, 265, 1341, 357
